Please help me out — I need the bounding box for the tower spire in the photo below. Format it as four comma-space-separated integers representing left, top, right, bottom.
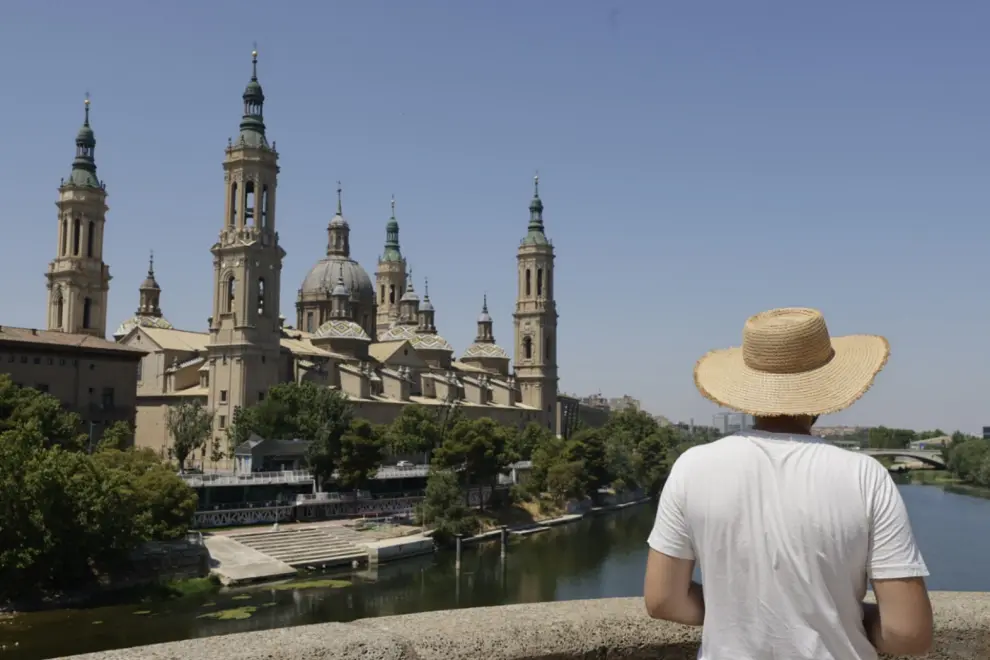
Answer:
382, 194, 402, 261
238, 46, 267, 145
67, 93, 100, 188
523, 172, 549, 245
336, 181, 343, 215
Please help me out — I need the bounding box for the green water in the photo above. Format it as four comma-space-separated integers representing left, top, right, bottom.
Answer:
2, 485, 989, 659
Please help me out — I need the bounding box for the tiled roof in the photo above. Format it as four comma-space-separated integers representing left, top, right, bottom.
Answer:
0, 326, 145, 355
140, 327, 210, 352
461, 342, 510, 359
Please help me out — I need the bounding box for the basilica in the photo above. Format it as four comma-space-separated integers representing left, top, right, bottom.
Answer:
43, 52, 578, 463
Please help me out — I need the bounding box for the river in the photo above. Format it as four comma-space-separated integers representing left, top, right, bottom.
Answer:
2, 483, 988, 659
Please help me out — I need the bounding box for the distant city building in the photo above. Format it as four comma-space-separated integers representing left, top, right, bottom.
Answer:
607, 394, 641, 412
713, 411, 755, 436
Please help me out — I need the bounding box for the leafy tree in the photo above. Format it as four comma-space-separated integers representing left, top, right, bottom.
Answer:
509, 422, 554, 463
386, 403, 443, 457
530, 433, 568, 492
337, 419, 385, 492
166, 401, 213, 470
418, 469, 479, 545
947, 437, 990, 482
209, 435, 225, 470
565, 428, 609, 499
546, 460, 588, 505
91, 448, 198, 541
97, 420, 133, 452
918, 429, 947, 441
868, 426, 916, 450
0, 374, 85, 449
433, 417, 512, 509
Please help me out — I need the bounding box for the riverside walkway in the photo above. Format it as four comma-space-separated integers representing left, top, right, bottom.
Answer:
61, 592, 988, 659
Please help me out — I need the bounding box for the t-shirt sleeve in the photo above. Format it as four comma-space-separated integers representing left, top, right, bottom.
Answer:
867, 464, 929, 580
647, 452, 695, 560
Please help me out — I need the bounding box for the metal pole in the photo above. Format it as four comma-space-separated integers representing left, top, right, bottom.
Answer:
500, 525, 509, 559
455, 534, 463, 571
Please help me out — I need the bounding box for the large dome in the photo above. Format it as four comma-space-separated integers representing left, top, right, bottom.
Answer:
300, 257, 375, 304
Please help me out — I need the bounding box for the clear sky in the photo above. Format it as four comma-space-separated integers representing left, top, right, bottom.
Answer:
1, 1, 987, 433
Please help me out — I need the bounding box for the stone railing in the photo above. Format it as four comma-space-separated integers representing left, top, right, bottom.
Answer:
63, 592, 987, 659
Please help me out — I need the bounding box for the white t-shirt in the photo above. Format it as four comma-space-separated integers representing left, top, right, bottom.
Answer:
648, 430, 929, 660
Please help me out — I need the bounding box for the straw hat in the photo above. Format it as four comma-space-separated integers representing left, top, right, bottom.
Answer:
694, 307, 889, 417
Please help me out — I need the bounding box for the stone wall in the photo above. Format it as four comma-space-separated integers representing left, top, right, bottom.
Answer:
118, 539, 209, 587
63, 592, 988, 659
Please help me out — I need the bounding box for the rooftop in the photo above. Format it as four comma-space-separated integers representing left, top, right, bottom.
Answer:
0, 326, 145, 356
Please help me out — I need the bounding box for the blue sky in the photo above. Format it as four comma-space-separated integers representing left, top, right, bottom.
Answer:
1, 1, 988, 433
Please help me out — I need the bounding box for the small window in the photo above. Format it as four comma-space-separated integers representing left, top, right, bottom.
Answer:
136, 361, 143, 381
258, 391, 265, 402
220, 390, 228, 403
83, 297, 92, 329
33, 357, 41, 365
101, 387, 115, 410
306, 312, 314, 333
20, 355, 27, 364
89, 363, 95, 370
219, 415, 227, 429
537, 268, 544, 296
523, 336, 533, 360
525, 269, 531, 296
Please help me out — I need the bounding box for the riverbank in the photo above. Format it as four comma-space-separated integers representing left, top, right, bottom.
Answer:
894, 469, 990, 500
0, 576, 220, 616
208, 495, 654, 585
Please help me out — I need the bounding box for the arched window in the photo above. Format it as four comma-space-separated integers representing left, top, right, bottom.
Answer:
306, 312, 314, 333
261, 185, 270, 229
86, 220, 95, 257
546, 336, 553, 362
229, 182, 238, 226
537, 268, 544, 296
82, 297, 92, 329
225, 275, 236, 313
389, 284, 396, 304
60, 219, 67, 255
245, 180, 256, 226
380, 285, 385, 304
54, 290, 64, 328
523, 336, 533, 360
257, 277, 266, 316
72, 217, 81, 255
525, 269, 532, 296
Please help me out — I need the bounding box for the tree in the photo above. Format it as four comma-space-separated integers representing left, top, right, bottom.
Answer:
433, 417, 512, 509
868, 426, 916, 450
386, 403, 443, 457
509, 422, 554, 463
337, 419, 385, 492
209, 435, 225, 470
546, 460, 588, 505
97, 420, 133, 452
418, 469, 479, 545
0, 379, 198, 603
947, 437, 990, 483
91, 448, 198, 541
0, 374, 85, 450
166, 401, 213, 470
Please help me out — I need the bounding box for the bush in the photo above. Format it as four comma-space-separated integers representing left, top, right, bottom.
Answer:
418, 469, 479, 547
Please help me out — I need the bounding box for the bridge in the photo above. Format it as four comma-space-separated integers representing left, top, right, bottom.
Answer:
69, 593, 987, 659
858, 448, 946, 469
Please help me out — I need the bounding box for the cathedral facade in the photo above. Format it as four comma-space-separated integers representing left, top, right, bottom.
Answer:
51, 53, 565, 464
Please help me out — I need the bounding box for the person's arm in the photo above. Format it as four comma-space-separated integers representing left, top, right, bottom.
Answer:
863, 463, 933, 656
643, 453, 704, 626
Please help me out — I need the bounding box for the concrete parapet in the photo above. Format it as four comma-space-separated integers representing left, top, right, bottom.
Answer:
62, 592, 988, 659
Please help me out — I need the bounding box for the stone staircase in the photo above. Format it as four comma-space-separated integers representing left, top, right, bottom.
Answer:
228, 527, 368, 569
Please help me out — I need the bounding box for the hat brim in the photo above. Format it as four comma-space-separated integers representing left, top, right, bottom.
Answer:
694, 334, 890, 417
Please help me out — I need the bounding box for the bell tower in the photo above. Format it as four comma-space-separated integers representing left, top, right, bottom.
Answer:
513, 174, 558, 432
207, 49, 284, 432
46, 95, 111, 337
375, 195, 407, 331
